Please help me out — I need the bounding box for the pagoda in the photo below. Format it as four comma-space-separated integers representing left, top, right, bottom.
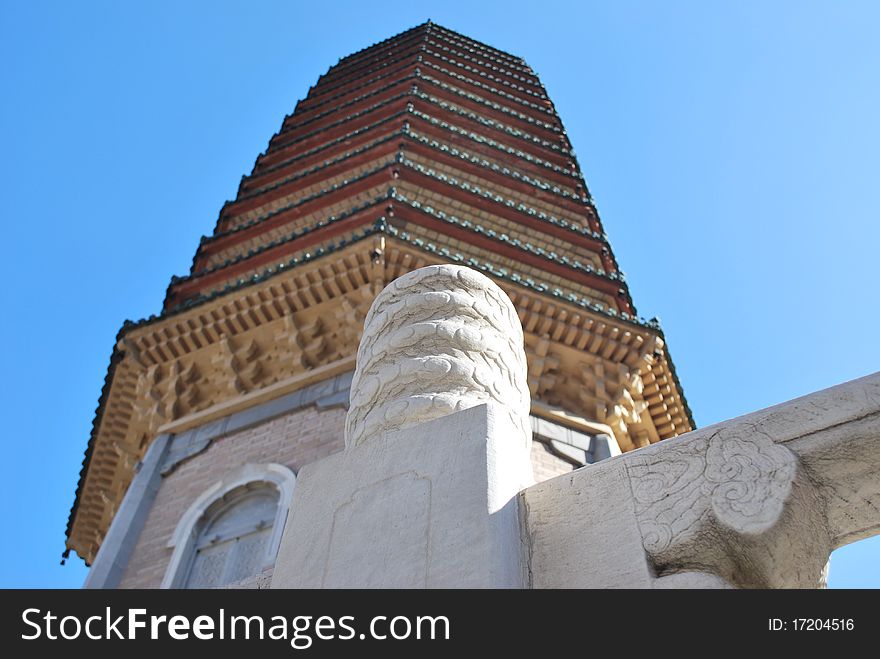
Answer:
67, 21, 693, 571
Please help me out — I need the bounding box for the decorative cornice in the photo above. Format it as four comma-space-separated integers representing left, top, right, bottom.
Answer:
419, 60, 554, 116
185, 195, 388, 283
420, 49, 547, 100
389, 181, 613, 277
429, 24, 530, 72
331, 22, 427, 69
267, 92, 409, 155
424, 37, 540, 87
403, 126, 588, 203
394, 156, 602, 244
236, 130, 400, 204
297, 38, 549, 116
407, 105, 577, 178
383, 221, 642, 326
252, 115, 586, 210
293, 58, 418, 117
156, 220, 388, 323
422, 39, 547, 94
415, 69, 560, 132
279, 75, 415, 136
209, 158, 394, 245
246, 110, 406, 184
412, 86, 567, 153
151, 212, 648, 336
308, 42, 425, 99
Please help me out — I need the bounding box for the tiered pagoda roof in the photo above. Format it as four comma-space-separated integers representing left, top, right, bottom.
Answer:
67, 21, 694, 564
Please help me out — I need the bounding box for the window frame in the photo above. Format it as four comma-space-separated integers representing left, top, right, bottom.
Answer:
160, 462, 297, 589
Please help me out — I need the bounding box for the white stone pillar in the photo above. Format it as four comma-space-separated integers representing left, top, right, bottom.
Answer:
272, 265, 533, 588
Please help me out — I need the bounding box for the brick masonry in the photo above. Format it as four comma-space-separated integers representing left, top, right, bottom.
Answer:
118, 406, 346, 588
530, 439, 576, 484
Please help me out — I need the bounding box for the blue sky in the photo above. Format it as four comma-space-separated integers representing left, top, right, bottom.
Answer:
0, 1, 877, 588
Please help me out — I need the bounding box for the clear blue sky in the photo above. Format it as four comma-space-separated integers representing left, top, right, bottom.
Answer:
1, 1, 877, 588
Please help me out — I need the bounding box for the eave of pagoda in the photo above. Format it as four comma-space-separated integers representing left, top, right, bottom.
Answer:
392, 159, 607, 257
223, 134, 590, 251
431, 24, 531, 73
235, 97, 575, 220
171, 202, 629, 316
220, 139, 399, 220
206, 129, 598, 265
294, 56, 422, 117
258, 89, 585, 196
327, 26, 427, 76
272, 77, 416, 147
419, 44, 542, 95
260, 94, 410, 166
404, 112, 582, 194
187, 205, 613, 313
389, 202, 629, 307
208, 160, 396, 246
295, 46, 552, 116
423, 35, 542, 87
177, 154, 625, 301
244, 118, 588, 216
306, 42, 426, 100
307, 37, 547, 109
241, 117, 404, 195
412, 72, 563, 139
417, 60, 557, 122
277, 70, 563, 151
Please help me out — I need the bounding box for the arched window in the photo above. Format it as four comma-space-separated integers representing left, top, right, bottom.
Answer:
162, 463, 296, 589
184, 483, 279, 588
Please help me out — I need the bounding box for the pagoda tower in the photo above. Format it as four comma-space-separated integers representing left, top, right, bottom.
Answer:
67, 22, 693, 587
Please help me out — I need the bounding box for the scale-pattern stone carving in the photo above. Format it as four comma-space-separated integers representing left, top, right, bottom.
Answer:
346, 264, 530, 448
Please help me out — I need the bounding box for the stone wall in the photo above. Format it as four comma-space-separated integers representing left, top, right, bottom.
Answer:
113, 403, 581, 588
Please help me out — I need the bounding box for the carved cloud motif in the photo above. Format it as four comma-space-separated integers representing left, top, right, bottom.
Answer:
627, 429, 798, 556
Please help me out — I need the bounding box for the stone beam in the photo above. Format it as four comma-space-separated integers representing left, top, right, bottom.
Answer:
522, 372, 880, 588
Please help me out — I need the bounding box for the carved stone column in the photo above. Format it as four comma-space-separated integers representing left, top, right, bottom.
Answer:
272, 265, 533, 588
346, 264, 530, 449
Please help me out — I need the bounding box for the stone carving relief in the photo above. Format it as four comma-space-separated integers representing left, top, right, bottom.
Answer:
629, 431, 796, 552
345, 264, 530, 448
626, 424, 829, 587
